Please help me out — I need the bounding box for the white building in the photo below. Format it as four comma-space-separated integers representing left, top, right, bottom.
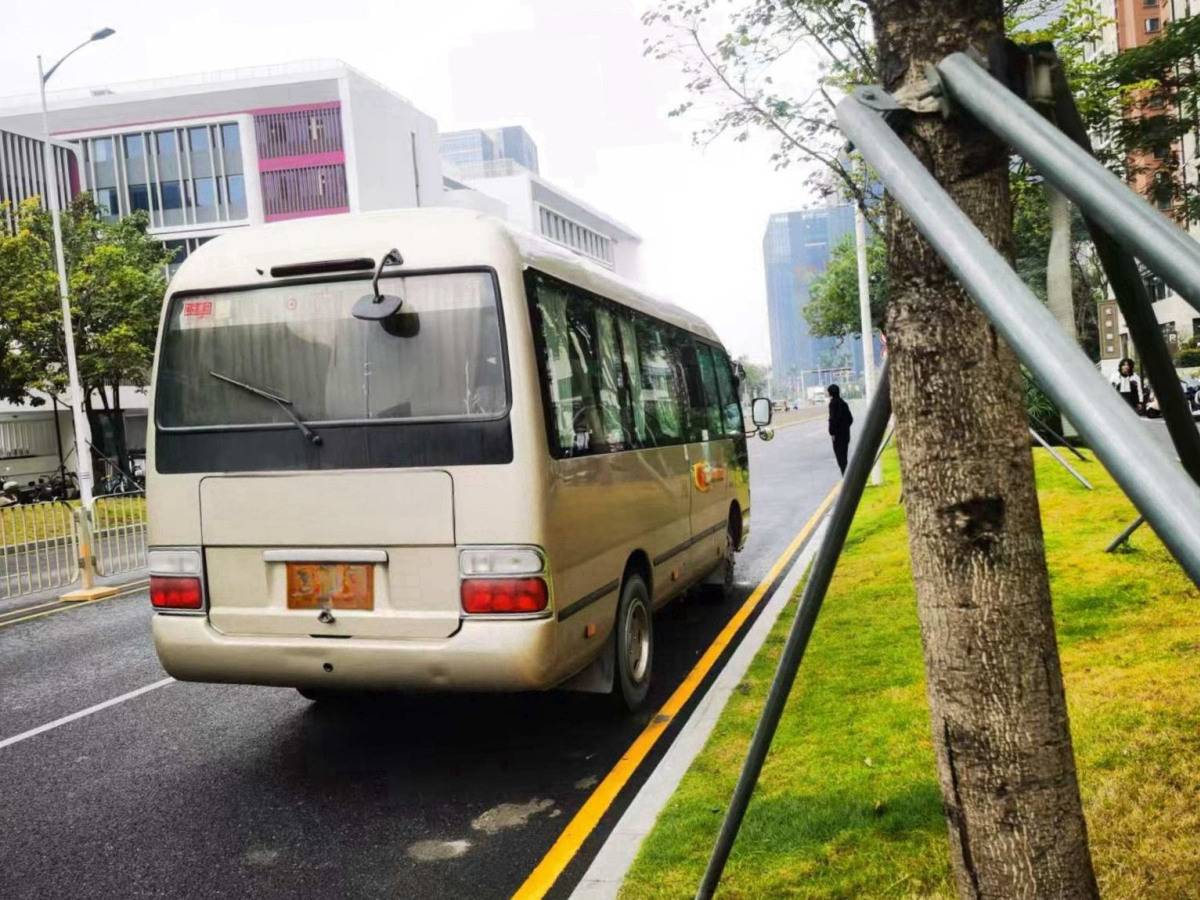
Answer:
0, 59, 442, 272
443, 158, 641, 279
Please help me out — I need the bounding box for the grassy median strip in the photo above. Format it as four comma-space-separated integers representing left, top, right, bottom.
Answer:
620, 448, 1200, 900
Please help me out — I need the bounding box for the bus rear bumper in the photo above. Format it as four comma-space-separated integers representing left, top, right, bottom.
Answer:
152, 614, 562, 692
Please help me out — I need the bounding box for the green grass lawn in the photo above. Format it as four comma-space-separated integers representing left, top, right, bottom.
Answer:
620, 448, 1200, 900
0, 495, 145, 548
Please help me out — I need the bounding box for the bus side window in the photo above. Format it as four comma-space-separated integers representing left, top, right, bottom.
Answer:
594, 306, 629, 450
677, 338, 709, 443
634, 319, 684, 445
617, 314, 650, 447
533, 279, 604, 457
711, 347, 744, 436
694, 344, 725, 440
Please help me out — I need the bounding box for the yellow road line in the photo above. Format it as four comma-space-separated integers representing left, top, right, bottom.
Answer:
510, 483, 842, 900
0, 598, 65, 619
0, 579, 149, 629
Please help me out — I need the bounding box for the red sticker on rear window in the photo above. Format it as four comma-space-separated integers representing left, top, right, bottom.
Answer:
183, 301, 213, 318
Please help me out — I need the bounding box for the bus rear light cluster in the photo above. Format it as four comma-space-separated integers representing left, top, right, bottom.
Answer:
148, 548, 206, 612
150, 576, 204, 610
461, 578, 548, 615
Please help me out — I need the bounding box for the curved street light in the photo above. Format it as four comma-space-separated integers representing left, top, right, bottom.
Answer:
38, 28, 115, 596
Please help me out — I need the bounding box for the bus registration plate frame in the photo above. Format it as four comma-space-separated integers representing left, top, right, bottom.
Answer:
286, 563, 375, 611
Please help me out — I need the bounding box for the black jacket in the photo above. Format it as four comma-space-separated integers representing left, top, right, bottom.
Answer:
828, 396, 853, 441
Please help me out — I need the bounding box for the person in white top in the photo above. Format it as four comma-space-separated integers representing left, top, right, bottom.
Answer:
1111, 357, 1143, 414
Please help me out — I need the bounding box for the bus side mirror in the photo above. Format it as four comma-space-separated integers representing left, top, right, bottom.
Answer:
751, 397, 772, 427
758, 426, 775, 442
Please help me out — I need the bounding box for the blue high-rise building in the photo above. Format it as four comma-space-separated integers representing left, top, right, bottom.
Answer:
439, 125, 539, 175
763, 205, 872, 396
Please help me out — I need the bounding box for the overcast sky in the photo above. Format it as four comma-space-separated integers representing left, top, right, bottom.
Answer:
2, 0, 825, 364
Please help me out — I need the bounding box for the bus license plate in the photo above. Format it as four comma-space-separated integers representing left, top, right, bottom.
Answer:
286, 563, 374, 610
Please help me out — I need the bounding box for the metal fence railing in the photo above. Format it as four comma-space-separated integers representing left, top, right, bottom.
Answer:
0, 500, 80, 600
93, 490, 148, 577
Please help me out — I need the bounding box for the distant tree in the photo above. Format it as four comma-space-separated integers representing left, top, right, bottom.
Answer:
735, 354, 770, 398
0, 199, 64, 406
0, 195, 173, 468
804, 231, 888, 342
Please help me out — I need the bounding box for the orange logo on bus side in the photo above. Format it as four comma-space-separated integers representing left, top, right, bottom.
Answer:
693, 462, 727, 492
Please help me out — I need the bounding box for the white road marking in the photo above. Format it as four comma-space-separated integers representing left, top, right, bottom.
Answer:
0, 677, 175, 751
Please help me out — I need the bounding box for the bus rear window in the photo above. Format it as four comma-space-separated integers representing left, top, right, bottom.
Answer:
156, 272, 506, 428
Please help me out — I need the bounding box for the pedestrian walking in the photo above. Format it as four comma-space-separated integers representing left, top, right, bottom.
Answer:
827, 383, 853, 475
1112, 357, 1143, 414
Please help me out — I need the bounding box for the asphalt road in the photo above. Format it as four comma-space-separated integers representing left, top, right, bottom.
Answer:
0, 418, 847, 900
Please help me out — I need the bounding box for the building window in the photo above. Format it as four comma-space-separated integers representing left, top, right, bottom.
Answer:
1144, 0, 1157, 5
537, 207, 614, 268
1193, 317, 1200, 338
128, 183, 150, 214
254, 106, 343, 160
92, 137, 113, 163
123, 134, 144, 160
261, 164, 348, 217
156, 130, 176, 157
95, 187, 119, 220
188, 127, 208, 153
220, 123, 240, 152
160, 182, 183, 214
226, 174, 246, 218
1145, 17, 1161, 33
0, 418, 57, 459
195, 177, 214, 206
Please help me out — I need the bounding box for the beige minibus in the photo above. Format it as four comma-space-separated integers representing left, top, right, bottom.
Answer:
147, 208, 770, 710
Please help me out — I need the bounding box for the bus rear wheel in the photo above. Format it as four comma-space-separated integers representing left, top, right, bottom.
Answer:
613, 573, 653, 712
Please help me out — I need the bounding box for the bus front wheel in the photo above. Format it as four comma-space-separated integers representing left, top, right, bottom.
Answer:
613, 573, 653, 712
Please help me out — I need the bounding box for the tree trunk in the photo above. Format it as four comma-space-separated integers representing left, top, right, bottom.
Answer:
111, 383, 132, 478
871, 2, 1100, 897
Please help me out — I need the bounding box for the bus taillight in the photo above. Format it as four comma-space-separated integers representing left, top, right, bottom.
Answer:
148, 548, 205, 612
150, 576, 204, 610
461, 578, 548, 615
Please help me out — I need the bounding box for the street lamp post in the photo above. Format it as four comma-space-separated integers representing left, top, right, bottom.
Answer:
39, 28, 115, 601
37, 28, 115, 511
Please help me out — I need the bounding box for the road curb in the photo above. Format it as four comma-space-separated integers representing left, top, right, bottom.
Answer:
567, 518, 831, 900
0, 572, 149, 626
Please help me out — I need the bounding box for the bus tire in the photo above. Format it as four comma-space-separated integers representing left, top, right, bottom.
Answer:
613, 573, 653, 712
701, 516, 737, 603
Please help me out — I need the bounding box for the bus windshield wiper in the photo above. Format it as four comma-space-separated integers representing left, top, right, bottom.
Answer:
208, 371, 323, 445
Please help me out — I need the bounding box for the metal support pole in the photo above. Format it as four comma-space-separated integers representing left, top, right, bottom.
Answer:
1028, 410, 1088, 462
1030, 427, 1093, 489
1106, 515, 1146, 553
696, 365, 892, 900
936, 52, 1200, 315
838, 91, 1200, 586
936, 51, 1200, 486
